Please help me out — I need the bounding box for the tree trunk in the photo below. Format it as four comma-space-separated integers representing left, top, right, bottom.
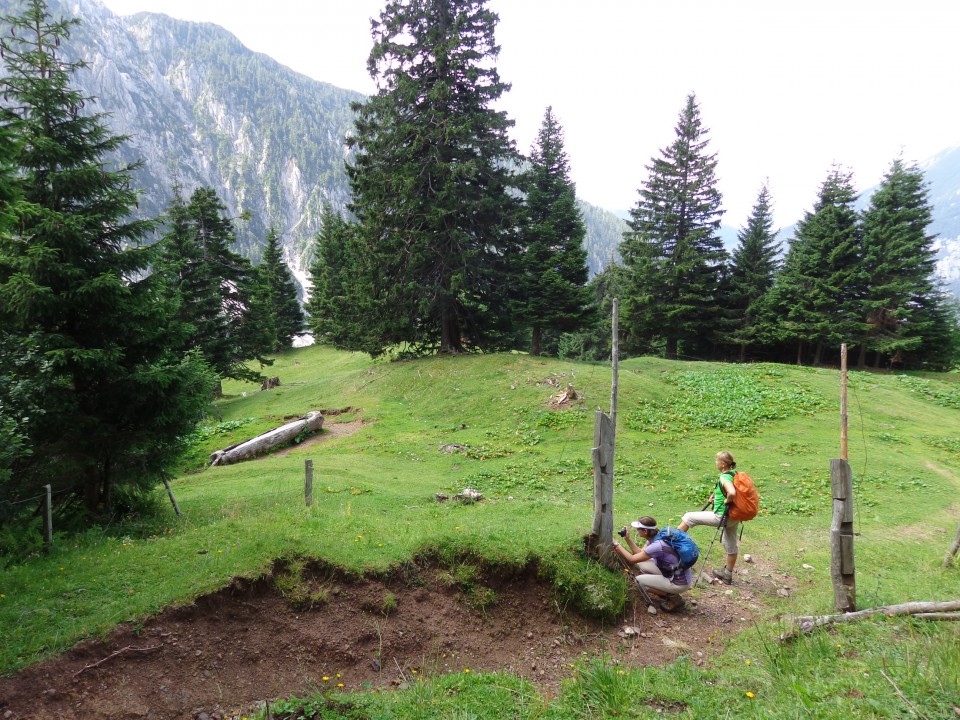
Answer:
440, 306, 462, 353
796, 340, 803, 366
209, 412, 324, 466
813, 340, 823, 366
665, 336, 678, 360
857, 344, 867, 369
738, 342, 746, 363
531, 326, 542, 356
84, 468, 100, 516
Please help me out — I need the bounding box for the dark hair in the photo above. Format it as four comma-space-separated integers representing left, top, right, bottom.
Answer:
638, 516, 658, 531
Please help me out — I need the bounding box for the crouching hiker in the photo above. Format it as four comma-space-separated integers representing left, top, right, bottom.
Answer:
611, 516, 694, 612
679, 450, 740, 585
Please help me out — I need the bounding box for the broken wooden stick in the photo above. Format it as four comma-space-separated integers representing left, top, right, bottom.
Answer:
780, 600, 960, 640
73, 644, 162, 676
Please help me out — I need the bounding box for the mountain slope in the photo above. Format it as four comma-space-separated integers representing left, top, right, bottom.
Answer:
1, 0, 627, 287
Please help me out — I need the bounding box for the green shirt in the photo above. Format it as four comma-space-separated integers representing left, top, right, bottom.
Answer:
714, 471, 734, 514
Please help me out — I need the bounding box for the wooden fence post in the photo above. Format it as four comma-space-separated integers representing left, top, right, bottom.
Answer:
592, 410, 615, 562
830, 344, 855, 611
831, 458, 856, 611
840, 344, 848, 461
43, 484, 52, 554
305, 459, 313, 507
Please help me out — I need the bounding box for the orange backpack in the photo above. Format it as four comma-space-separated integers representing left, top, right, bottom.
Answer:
726, 471, 759, 521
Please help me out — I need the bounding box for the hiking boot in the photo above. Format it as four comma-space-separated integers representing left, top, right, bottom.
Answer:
659, 594, 686, 612
712, 566, 733, 585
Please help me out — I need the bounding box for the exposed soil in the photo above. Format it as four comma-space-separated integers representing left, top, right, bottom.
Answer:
0, 554, 796, 720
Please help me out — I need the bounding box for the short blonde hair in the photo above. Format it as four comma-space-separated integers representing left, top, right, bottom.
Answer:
716, 451, 736, 470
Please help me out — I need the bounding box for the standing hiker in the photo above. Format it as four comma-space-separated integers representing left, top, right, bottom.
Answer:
612, 515, 693, 610
679, 451, 740, 585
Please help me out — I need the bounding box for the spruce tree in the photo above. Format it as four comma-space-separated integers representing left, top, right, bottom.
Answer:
155, 186, 270, 386
257, 228, 305, 352
306, 204, 373, 350
518, 107, 593, 356
859, 158, 942, 368
727, 183, 781, 360
621, 93, 726, 360
764, 167, 861, 365
346, 0, 522, 356
0, 1, 213, 516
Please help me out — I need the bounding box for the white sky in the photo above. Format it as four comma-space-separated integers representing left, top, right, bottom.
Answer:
99, 0, 959, 228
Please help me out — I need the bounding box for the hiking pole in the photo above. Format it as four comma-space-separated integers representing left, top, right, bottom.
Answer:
694, 513, 727, 587
613, 545, 658, 608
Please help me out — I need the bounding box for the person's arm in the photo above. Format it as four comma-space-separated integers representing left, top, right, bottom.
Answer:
623, 528, 640, 554
613, 539, 651, 564
721, 477, 736, 505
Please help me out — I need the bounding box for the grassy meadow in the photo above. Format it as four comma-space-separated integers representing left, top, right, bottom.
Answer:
1, 345, 959, 718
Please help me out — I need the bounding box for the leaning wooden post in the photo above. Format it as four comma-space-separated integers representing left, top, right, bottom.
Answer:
304, 459, 314, 507
162, 478, 181, 516
43, 484, 53, 554
944, 522, 960, 568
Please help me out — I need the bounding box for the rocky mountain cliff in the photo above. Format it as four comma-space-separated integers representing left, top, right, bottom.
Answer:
4, 0, 955, 295
1, 0, 626, 289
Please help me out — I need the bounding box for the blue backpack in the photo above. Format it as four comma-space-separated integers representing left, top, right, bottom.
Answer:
653, 527, 700, 574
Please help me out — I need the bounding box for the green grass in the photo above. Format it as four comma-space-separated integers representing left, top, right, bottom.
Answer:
1, 346, 959, 718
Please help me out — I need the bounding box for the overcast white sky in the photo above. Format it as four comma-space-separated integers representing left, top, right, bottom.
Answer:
99, 0, 958, 229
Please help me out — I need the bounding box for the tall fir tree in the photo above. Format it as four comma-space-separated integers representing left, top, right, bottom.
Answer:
518, 106, 593, 356
0, 1, 213, 516
727, 183, 781, 360
256, 228, 305, 352
859, 157, 945, 368
306, 204, 374, 350
155, 186, 270, 386
346, 0, 522, 356
764, 167, 861, 365
620, 93, 726, 360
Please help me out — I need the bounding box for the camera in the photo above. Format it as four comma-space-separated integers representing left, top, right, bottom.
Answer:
617, 527, 627, 538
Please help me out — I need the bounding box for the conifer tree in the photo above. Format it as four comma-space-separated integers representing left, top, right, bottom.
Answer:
859, 158, 943, 368
727, 183, 781, 360
346, 0, 522, 356
621, 93, 726, 360
306, 204, 374, 350
0, 1, 213, 516
155, 186, 270, 386
518, 107, 593, 356
257, 228, 305, 352
764, 167, 861, 365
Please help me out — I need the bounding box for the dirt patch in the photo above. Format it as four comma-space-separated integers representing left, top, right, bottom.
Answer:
272, 419, 369, 457
0, 557, 793, 720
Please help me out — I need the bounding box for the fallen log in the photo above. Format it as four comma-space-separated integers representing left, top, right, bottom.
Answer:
209, 411, 324, 466
780, 600, 960, 641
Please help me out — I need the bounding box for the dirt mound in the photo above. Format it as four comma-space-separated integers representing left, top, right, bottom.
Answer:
0, 557, 793, 720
